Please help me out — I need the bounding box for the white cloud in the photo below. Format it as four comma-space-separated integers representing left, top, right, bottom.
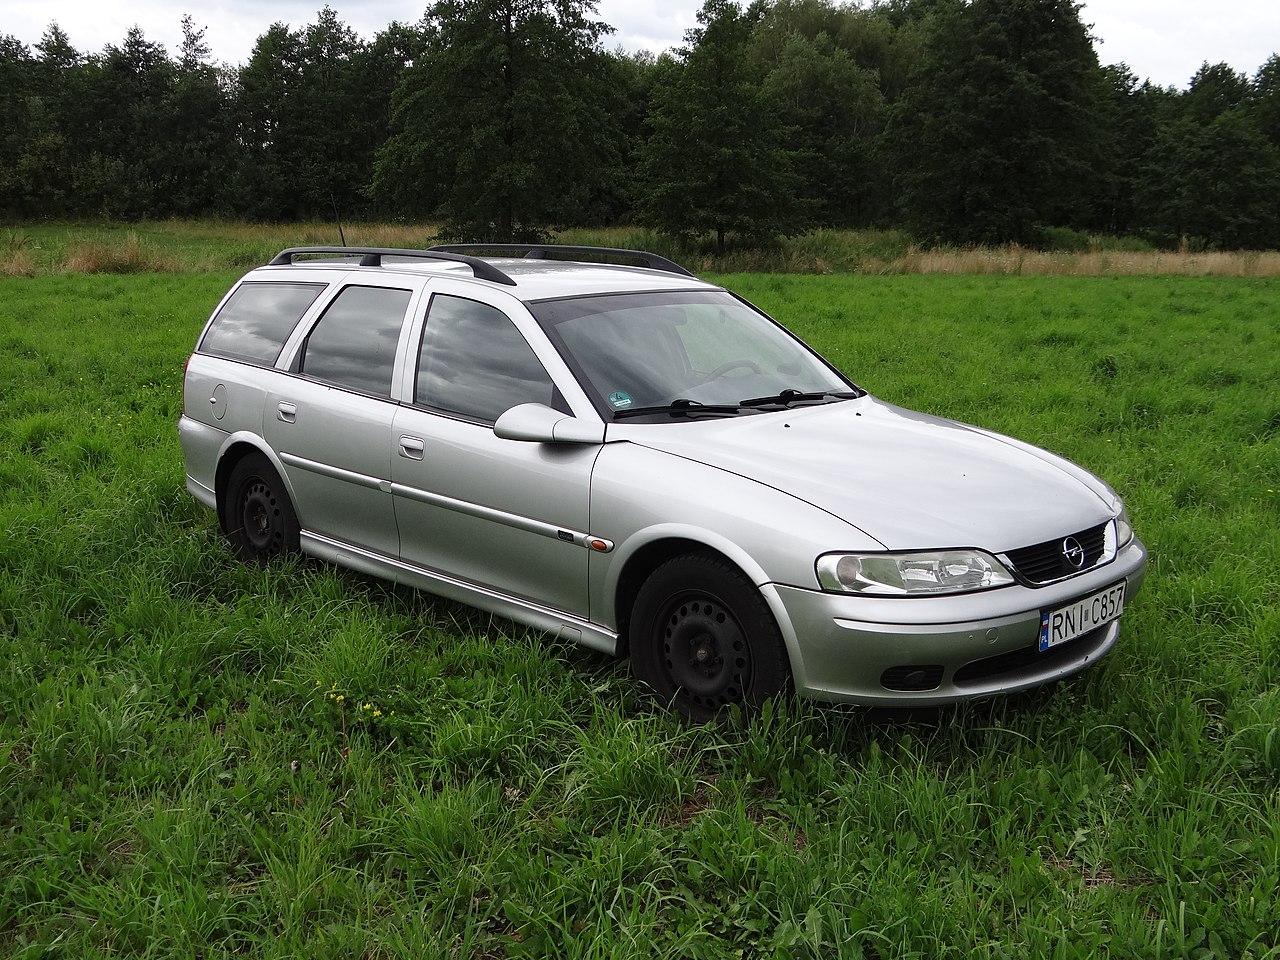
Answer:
595, 0, 696, 54
5, 0, 1276, 88
5, 0, 695, 65
1081, 0, 1279, 86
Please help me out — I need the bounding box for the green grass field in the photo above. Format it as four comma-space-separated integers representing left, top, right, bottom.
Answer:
1, 269, 1278, 958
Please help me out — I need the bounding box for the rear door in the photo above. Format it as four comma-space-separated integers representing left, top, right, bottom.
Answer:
264, 281, 419, 557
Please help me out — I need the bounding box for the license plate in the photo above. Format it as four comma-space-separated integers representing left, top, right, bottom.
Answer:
1040, 582, 1126, 651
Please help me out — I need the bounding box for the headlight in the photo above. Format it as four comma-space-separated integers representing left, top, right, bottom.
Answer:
1115, 507, 1134, 547
816, 549, 1016, 596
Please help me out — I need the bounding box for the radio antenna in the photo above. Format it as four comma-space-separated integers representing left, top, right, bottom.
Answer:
331, 192, 347, 247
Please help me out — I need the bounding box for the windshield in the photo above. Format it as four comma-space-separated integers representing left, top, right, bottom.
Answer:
530, 291, 855, 419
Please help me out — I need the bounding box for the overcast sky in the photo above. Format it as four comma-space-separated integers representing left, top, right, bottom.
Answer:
5, 0, 1278, 90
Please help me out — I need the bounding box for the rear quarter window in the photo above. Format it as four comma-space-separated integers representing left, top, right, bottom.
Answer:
199, 282, 326, 365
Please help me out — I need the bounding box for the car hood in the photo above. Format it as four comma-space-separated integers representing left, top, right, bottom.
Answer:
618, 397, 1116, 552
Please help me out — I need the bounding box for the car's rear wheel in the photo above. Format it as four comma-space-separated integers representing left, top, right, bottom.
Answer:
225, 453, 300, 564
629, 552, 791, 722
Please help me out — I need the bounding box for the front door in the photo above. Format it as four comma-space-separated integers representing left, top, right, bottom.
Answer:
390, 289, 599, 618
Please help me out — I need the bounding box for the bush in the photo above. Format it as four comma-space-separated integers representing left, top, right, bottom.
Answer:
1037, 226, 1090, 252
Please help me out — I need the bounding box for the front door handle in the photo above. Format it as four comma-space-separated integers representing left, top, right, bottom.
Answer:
276, 401, 297, 423
399, 436, 425, 460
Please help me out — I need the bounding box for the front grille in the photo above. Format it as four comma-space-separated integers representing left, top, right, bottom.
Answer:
1004, 522, 1109, 585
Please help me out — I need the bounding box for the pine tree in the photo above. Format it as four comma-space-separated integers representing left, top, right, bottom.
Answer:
1136, 58, 1280, 250
161, 16, 236, 216
374, 0, 618, 242
637, 0, 803, 252
887, 0, 1104, 246
0, 35, 35, 215
760, 30, 885, 227
1249, 54, 1280, 147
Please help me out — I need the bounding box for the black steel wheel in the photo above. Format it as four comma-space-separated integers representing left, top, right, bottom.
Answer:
629, 552, 790, 722
225, 453, 300, 564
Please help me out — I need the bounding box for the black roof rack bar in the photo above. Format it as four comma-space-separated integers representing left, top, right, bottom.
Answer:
428, 244, 696, 278
266, 247, 516, 286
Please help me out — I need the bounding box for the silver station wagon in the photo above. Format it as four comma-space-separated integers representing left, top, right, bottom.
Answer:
179, 245, 1147, 720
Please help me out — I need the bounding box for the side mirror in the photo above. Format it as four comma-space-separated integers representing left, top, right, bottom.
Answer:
493, 403, 605, 444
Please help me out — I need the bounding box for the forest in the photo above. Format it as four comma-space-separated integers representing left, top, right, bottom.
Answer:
2, 0, 1278, 251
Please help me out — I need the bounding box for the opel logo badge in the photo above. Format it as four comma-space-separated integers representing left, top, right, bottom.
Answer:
1062, 536, 1086, 570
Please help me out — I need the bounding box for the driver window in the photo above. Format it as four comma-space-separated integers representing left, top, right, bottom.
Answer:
416, 294, 563, 423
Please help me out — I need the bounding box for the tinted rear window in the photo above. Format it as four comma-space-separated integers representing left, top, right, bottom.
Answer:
200, 282, 326, 365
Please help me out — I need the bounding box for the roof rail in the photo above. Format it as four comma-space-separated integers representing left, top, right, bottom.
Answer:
266, 247, 516, 286
428, 243, 696, 278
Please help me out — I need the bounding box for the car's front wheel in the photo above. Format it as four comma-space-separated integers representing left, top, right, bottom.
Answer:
629, 552, 791, 722
225, 453, 300, 564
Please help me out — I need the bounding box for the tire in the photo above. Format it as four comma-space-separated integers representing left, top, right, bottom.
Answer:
225, 453, 300, 564
629, 552, 791, 722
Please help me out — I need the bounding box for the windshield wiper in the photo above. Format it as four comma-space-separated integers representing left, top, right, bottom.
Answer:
612, 398, 745, 420
737, 388, 862, 408
612, 389, 862, 420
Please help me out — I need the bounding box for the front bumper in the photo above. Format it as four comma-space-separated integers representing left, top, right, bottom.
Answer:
768, 536, 1147, 706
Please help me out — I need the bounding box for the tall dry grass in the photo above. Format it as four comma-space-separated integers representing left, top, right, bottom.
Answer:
11, 222, 1280, 276
63, 232, 180, 274
2, 231, 36, 277
877, 245, 1280, 277
165, 220, 439, 248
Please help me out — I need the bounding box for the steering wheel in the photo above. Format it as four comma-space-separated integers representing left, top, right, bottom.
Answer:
702, 359, 762, 382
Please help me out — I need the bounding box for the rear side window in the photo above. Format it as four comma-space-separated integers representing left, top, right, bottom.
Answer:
200, 282, 325, 365
299, 285, 413, 398
416, 295, 560, 422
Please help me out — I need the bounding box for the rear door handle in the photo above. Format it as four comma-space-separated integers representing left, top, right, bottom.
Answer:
399, 436, 425, 460
276, 401, 297, 423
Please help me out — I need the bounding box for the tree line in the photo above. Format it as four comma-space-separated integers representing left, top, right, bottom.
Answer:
3, 0, 1278, 250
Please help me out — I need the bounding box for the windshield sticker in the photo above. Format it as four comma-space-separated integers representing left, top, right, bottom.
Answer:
608, 391, 633, 409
